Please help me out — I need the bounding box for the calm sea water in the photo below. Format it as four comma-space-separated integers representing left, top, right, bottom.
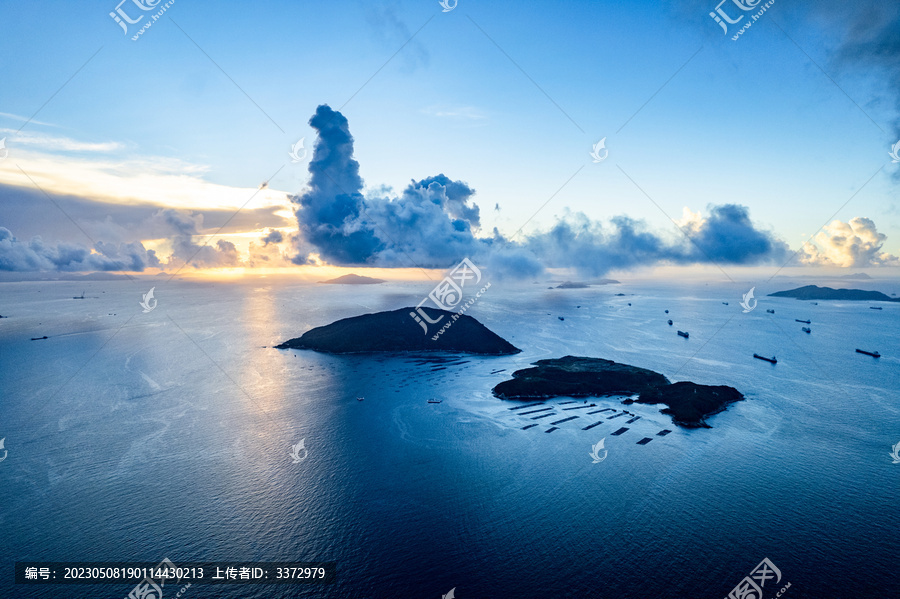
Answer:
0, 277, 898, 598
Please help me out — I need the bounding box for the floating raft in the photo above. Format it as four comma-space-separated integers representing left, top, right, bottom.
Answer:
521, 424, 538, 430
531, 413, 556, 420
508, 402, 545, 410
588, 408, 615, 415
545, 427, 559, 433
562, 405, 595, 411
582, 421, 604, 430
657, 429, 672, 436
550, 416, 579, 425
626, 416, 641, 424
636, 438, 653, 445
607, 413, 627, 420
519, 407, 553, 415
611, 427, 629, 436
558, 401, 576, 405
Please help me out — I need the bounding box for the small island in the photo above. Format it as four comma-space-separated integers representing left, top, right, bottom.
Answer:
633, 382, 744, 428
769, 285, 898, 302
492, 356, 743, 428
319, 273, 386, 285
276, 307, 520, 355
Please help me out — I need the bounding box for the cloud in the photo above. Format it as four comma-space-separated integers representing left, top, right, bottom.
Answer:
261, 229, 284, 246
677, 204, 791, 264
0, 128, 124, 153
0, 227, 159, 272
0, 206, 251, 272
154, 209, 242, 269
290, 105, 795, 277
364, 3, 429, 70
800, 217, 899, 267
0, 150, 291, 214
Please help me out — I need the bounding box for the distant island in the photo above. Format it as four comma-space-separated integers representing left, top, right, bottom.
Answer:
556, 281, 589, 289
276, 307, 520, 355
555, 279, 620, 289
768, 285, 899, 302
492, 356, 743, 428
319, 274, 386, 285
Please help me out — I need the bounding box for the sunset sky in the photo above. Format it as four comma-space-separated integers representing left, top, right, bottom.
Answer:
1, 0, 898, 277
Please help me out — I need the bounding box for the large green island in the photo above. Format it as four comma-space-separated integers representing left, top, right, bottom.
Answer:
276, 307, 520, 355
492, 356, 743, 428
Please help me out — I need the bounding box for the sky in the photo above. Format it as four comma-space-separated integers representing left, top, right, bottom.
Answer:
0, 0, 899, 279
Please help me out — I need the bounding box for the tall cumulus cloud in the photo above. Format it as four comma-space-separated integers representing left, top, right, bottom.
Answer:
290, 105, 795, 277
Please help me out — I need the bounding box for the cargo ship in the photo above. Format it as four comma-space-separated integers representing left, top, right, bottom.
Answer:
753, 354, 777, 364
855, 349, 881, 358
795, 319, 811, 324
677, 330, 689, 339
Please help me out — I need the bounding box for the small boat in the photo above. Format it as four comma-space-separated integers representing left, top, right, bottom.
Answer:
811, 302, 818, 305
667, 319, 673, 326
427, 399, 442, 404
356, 396, 364, 401
856, 349, 881, 358
30, 336, 48, 341
766, 309, 775, 314
753, 353, 777, 364
677, 330, 689, 339
722, 302, 729, 305
795, 319, 811, 324
558, 316, 564, 321
664, 310, 669, 314
870, 306, 883, 310
73, 291, 85, 300
801, 327, 811, 333
627, 303, 632, 306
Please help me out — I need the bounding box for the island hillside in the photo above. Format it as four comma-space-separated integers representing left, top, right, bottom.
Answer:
493, 356, 668, 398
635, 382, 744, 429
276, 307, 520, 355
319, 273, 386, 285
492, 356, 743, 428
769, 285, 898, 302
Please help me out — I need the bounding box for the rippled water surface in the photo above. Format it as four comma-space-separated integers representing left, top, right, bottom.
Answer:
1, 278, 898, 598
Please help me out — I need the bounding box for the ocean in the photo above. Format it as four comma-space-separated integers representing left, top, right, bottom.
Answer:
1, 277, 898, 598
